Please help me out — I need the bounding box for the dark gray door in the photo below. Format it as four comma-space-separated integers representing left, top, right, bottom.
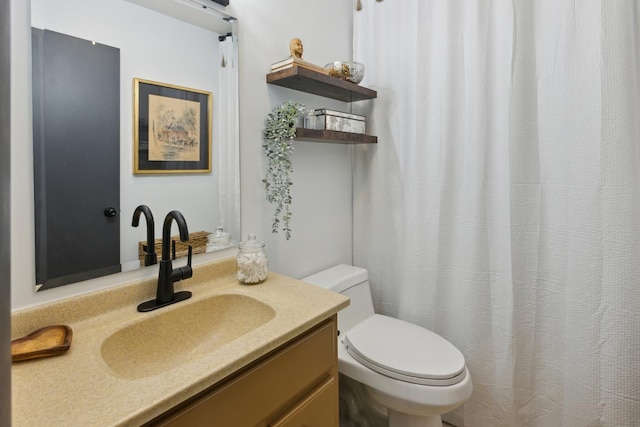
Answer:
32, 29, 120, 290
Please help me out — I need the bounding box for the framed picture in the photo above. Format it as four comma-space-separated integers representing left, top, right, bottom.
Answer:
134, 78, 212, 174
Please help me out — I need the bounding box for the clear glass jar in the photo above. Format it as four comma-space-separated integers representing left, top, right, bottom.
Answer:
237, 233, 268, 284
206, 226, 231, 252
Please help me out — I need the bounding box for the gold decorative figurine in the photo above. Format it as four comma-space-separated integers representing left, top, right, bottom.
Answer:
289, 38, 303, 59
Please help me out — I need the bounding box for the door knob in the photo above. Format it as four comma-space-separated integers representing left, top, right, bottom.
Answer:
104, 207, 118, 217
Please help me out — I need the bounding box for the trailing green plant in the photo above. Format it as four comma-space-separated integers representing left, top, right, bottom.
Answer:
262, 101, 304, 240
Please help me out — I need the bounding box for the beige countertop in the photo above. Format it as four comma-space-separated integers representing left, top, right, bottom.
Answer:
11, 256, 349, 426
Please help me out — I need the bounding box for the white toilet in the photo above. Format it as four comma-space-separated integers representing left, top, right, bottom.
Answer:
303, 264, 472, 427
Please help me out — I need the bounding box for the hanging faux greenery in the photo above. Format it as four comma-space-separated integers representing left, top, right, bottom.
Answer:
262, 100, 304, 240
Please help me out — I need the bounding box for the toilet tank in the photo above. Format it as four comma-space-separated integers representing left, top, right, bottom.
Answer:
303, 264, 375, 333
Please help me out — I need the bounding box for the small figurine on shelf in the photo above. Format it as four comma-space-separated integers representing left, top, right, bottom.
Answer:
289, 38, 304, 59
270, 38, 327, 74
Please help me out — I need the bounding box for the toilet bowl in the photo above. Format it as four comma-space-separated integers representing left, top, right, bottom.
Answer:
303, 264, 472, 427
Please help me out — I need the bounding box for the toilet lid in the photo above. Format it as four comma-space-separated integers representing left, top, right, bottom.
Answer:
343, 314, 466, 386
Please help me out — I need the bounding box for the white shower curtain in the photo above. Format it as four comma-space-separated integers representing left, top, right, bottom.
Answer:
352, 1, 640, 426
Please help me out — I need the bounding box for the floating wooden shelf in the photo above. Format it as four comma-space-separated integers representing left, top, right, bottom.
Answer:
295, 128, 377, 144
267, 65, 377, 102
267, 65, 378, 144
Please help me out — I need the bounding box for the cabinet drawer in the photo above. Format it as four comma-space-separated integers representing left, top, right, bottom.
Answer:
269, 376, 337, 427
155, 317, 337, 427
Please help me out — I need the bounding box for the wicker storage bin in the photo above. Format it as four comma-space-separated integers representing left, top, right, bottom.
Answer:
138, 231, 210, 267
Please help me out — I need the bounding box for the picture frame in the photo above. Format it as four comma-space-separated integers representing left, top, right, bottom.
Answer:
134, 78, 212, 174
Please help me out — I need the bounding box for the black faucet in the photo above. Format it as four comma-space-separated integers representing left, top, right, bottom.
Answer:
137, 210, 193, 312
132, 205, 157, 266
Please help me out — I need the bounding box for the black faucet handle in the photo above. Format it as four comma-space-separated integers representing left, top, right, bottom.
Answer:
175, 245, 193, 281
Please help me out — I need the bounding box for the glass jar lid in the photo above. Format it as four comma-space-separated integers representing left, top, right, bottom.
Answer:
239, 233, 265, 250
208, 226, 231, 243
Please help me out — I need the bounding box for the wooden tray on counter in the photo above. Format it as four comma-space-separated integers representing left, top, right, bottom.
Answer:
11, 325, 73, 362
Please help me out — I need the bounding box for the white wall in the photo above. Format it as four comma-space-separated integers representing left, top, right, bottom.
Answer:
228, 0, 354, 279
11, 0, 356, 310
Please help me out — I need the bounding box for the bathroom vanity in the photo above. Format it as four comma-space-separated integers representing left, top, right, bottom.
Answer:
151, 317, 338, 426
11, 255, 348, 426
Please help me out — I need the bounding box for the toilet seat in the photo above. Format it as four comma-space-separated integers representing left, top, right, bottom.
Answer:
343, 314, 467, 386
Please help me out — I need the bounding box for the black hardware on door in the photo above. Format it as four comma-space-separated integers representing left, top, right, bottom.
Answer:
104, 207, 118, 217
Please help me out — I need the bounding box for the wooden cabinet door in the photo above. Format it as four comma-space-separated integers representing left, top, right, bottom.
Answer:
269, 376, 338, 427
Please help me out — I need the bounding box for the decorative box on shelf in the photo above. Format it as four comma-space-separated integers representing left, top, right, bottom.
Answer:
305, 109, 366, 134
